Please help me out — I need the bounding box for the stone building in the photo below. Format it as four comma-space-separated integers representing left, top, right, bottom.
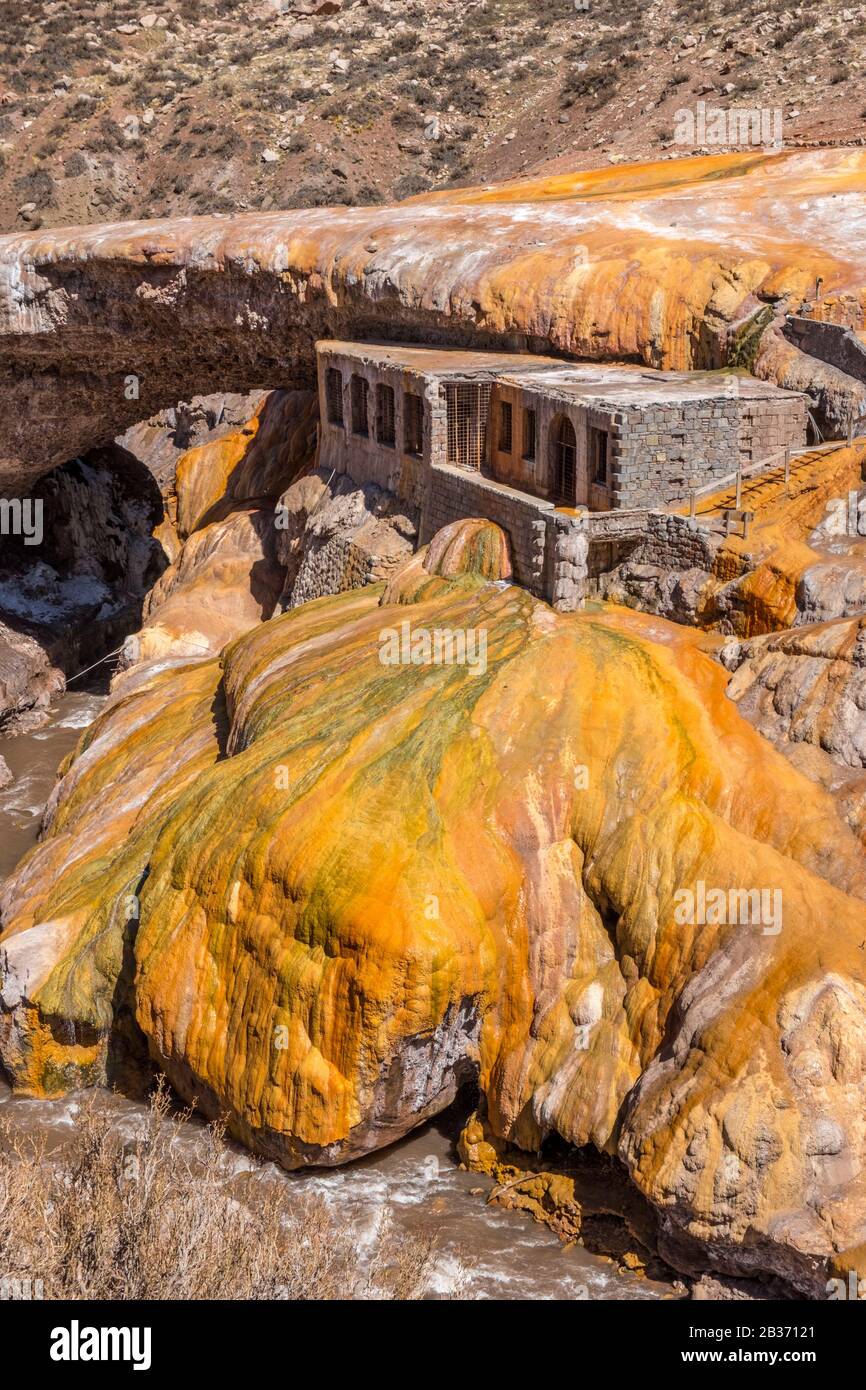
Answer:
316, 340, 807, 514
315, 339, 808, 610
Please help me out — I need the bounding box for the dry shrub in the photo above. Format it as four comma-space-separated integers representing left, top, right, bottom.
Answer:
0, 1080, 441, 1301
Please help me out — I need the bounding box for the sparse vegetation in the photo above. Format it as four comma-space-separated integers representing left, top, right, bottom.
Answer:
0, 1081, 443, 1300
773, 18, 811, 49
13, 168, 55, 208
0, 0, 861, 229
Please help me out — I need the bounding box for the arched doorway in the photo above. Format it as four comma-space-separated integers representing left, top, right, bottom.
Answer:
551, 415, 577, 504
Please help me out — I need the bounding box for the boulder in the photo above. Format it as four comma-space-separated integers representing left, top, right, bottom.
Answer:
275, 469, 417, 609
723, 615, 866, 769
0, 620, 65, 730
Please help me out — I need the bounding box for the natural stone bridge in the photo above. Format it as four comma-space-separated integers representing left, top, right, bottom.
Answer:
1, 147, 865, 490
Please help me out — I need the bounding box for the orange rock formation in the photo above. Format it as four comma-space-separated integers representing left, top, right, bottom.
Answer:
1, 521, 864, 1294
2, 149, 865, 485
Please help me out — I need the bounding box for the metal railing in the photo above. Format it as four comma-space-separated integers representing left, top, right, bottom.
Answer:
686, 436, 847, 522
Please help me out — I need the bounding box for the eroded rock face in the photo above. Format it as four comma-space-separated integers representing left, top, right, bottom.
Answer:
2, 149, 866, 487
118, 392, 272, 497
117, 389, 317, 670
120, 507, 285, 669
0, 654, 224, 1092
722, 617, 866, 770
173, 389, 317, 538
600, 563, 711, 628
795, 501, 866, 625
1, 521, 865, 1295
796, 554, 866, 625
754, 323, 866, 440
114, 390, 416, 671
0, 620, 64, 731
0, 445, 168, 724
277, 468, 418, 609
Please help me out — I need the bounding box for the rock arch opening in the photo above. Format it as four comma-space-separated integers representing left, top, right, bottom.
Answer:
0, 386, 319, 731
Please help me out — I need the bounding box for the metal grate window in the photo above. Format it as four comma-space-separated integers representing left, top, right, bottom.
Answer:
445, 381, 491, 471
498, 400, 513, 454
351, 373, 369, 436
522, 407, 536, 461
376, 383, 396, 446
326, 367, 344, 425
554, 416, 577, 504
404, 392, 424, 455
590, 426, 609, 485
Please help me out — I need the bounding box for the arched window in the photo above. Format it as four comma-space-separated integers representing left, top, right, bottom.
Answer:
552, 415, 577, 504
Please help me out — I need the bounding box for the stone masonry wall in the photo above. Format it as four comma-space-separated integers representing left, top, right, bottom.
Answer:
317, 348, 440, 511
738, 396, 808, 463
417, 465, 714, 610
610, 400, 739, 508
421, 461, 551, 593
784, 317, 866, 391
799, 297, 864, 332
632, 512, 721, 570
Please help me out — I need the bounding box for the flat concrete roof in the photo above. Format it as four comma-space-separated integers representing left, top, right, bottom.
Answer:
496, 364, 798, 408
317, 340, 803, 405
318, 339, 546, 378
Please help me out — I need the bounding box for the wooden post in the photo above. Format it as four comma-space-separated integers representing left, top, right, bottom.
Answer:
742, 511, 753, 541
784, 447, 790, 494
735, 467, 742, 510
689, 490, 696, 521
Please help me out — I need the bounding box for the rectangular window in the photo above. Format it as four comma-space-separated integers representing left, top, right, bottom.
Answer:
590, 426, 609, 485
404, 392, 424, 455
326, 367, 343, 426
499, 400, 513, 454
376, 383, 396, 446
351, 373, 369, 436
522, 407, 536, 461
445, 382, 491, 471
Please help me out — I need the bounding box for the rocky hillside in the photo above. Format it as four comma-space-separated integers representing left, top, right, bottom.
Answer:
2, 0, 866, 234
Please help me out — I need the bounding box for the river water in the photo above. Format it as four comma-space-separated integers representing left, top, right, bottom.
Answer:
0, 692, 673, 1302
0, 690, 107, 877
